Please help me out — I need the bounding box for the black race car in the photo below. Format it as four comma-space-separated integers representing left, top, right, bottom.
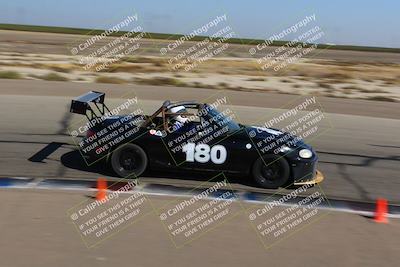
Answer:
70, 91, 324, 189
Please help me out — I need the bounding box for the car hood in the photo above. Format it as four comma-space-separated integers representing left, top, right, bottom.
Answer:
244, 125, 309, 149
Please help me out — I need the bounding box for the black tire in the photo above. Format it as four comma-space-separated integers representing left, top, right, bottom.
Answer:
111, 143, 148, 178
252, 155, 290, 189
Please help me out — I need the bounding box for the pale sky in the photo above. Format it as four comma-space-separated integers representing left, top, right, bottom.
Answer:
0, 0, 399, 48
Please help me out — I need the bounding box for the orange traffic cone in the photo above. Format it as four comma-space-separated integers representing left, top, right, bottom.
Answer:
374, 198, 388, 223
96, 178, 107, 201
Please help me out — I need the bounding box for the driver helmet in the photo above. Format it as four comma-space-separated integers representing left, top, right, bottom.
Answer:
170, 106, 188, 123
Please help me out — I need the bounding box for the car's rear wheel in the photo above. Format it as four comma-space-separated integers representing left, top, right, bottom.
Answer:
252, 155, 290, 189
111, 143, 148, 178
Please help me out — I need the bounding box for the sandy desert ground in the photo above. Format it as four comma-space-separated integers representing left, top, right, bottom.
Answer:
0, 30, 399, 102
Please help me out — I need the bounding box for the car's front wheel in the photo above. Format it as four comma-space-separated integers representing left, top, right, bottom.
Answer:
252, 155, 290, 189
111, 143, 148, 178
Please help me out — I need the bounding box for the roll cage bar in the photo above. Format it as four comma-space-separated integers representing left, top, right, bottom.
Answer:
70, 91, 212, 132
141, 101, 205, 131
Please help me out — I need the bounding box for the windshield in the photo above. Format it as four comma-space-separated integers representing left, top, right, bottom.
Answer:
202, 105, 241, 133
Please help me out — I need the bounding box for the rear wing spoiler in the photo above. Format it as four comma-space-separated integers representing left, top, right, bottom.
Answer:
70, 91, 110, 119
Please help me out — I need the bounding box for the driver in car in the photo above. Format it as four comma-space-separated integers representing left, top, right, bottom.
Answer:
168, 106, 194, 133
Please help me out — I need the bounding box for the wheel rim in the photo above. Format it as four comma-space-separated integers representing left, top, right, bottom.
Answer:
119, 148, 142, 171
259, 161, 283, 183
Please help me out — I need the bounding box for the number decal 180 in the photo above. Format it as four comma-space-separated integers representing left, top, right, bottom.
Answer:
182, 143, 227, 164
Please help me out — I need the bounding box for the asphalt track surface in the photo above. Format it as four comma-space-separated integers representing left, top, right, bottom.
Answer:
0, 79, 399, 204
0, 189, 399, 267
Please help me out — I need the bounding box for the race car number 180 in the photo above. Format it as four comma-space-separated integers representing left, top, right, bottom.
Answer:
182, 143, 227, 164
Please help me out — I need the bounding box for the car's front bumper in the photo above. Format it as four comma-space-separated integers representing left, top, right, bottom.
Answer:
294, 170, 324, 185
